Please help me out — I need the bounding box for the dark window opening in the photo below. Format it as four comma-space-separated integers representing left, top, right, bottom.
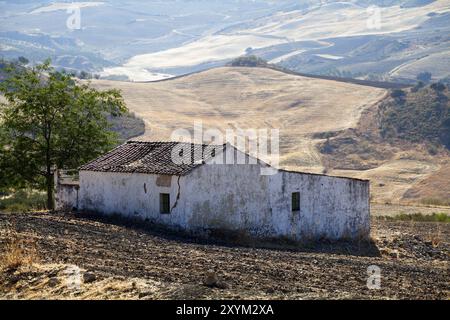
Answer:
160, 193, 170, 214
292, 192, 300, 212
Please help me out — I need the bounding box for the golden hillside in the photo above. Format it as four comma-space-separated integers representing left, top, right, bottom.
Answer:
89, 67, 448, 204
90, 67, 386, 170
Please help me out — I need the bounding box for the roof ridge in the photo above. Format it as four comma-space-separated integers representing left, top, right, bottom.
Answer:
127, 140, 226, 147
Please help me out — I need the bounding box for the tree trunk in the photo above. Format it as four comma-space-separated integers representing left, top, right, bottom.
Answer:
45, 123, 53, 211
46, 172, 54, 211
45, 167, 55, 211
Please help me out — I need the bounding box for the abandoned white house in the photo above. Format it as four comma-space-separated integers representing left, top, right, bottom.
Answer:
55, 141, 370, 241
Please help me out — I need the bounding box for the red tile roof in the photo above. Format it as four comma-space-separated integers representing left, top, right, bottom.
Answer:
79, 141, 225, 176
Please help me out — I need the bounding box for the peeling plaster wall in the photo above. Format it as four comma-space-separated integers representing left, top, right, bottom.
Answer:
55, 184, 79, 211
78, 151, 370, 241
267, 171, 370, 240
177, 163, 370, 240
180, 160, 271, 235
79, 171, 177, 223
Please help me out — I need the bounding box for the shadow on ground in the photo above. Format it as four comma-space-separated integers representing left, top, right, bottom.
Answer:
77, 210, 381, 258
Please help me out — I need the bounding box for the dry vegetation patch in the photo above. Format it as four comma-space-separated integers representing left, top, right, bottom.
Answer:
0, 225, 39, 272
320, 85, 450, 203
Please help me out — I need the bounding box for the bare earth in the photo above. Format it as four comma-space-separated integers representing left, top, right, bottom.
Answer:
0, 211, 448, 300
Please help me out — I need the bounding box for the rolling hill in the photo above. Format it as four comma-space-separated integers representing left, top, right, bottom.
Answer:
88, 66, 449, 204
89, 67, 386, 169
100, 0, 450, 82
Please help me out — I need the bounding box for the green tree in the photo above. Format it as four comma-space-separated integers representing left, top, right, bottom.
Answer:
0, 60, 127, 210
17, 56, 29, 65
78, 70, 92, 80
390, 89, 406, 99
416, 72, 432, 83
229, 55, 268, 67
430, 82, 446, 92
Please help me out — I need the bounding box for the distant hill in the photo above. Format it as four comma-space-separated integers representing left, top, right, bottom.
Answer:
320, 84, 450, 158
227, 56, 408, 89
2, 1, 448, 83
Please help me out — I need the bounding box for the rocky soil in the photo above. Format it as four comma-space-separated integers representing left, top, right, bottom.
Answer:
0, 211, 448, 300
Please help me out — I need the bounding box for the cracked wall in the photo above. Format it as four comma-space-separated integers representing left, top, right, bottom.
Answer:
78, 149, 370, 241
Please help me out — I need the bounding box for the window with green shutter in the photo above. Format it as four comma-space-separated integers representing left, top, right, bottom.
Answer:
160, 193, 170, 214
292, 192, 300, 212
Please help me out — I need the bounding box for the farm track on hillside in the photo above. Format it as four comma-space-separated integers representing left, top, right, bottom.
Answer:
0, 212, 448, 300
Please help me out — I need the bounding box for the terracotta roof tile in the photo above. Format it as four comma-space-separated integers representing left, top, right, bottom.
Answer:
79, 141, 226, 176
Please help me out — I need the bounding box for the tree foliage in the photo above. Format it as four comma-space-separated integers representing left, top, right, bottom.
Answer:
228, 55, 268, 67
390, 89, 406, 99
17, 56, 29, 65
0, 60, 127, 209
416, 72, 432, 83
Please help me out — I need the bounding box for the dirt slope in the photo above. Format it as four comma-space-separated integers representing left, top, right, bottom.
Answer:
402, 164, 450, 204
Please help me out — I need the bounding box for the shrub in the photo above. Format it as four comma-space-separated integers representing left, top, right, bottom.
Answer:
228, 55, 268, 67
427, 144, 439, 155
378, 212, 450, 223
421, 198, 450, 207
379, 86, 450, 148
17, 56, 29, 65
416, 72, 432, 83
411, 81, 424, 92
0, 228, 39, 271
430, 82, 446, 92
0, 190, 47, 212
390, 89, 406, 99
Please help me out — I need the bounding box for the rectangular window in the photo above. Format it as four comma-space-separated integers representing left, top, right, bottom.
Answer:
160, 193, 170, 214
292, 192, 300, 212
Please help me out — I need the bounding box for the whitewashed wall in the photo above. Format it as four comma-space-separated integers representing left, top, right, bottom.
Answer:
78, 150, 370, 241
55, 184, 79, 211
267, 171, 370, 240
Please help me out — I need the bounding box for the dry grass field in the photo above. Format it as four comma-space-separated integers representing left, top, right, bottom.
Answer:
371, 203, 450, 217
332, 159, 443, 203
90, 67, 386, 171
402, 164, 450, 205
89, 67, 449, 205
